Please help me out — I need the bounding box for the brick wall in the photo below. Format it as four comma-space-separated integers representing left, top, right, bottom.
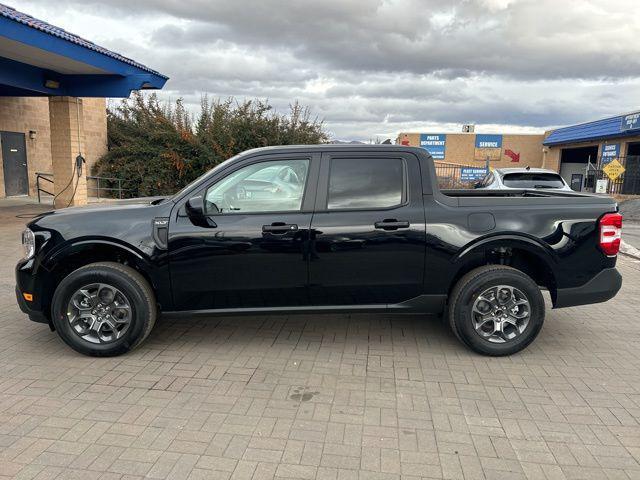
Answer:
0, 96, 107, 198
82, 98, 107, 174
49, 97, 87, 207
0, 97, 52, 197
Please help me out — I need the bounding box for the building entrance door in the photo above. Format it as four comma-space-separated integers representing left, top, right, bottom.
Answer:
1, 132, 28, 196
570, 173, 583, 191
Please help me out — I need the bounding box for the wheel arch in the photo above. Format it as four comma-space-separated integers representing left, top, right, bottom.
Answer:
449, 234, 558, 305
40, 239, 158, 317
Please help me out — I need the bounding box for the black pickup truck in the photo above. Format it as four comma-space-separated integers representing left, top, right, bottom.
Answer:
16, 145, 622, 357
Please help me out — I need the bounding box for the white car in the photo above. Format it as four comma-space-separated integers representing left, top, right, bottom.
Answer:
475, 168, 572, 191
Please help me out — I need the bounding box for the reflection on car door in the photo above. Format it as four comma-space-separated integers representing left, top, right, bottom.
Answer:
308, 152, 426, 306
168, 154, 320, 311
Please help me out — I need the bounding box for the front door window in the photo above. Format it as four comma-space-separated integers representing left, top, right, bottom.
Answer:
204, 159, 309, 214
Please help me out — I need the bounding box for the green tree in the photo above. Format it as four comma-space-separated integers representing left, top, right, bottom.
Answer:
93, 93, 328, 198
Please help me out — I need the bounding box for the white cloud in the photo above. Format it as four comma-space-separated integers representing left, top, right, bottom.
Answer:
15, 0, 640, 140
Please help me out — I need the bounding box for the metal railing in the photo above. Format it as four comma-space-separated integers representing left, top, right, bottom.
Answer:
581, 155, 640, 195
434, 161, 486, 189
35, 172, 54, 203
87, 175, 127, 199
35, 172, 129, 202
434, 157, 640, 195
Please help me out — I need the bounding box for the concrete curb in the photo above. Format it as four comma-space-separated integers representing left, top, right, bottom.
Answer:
620, 241, 640, 261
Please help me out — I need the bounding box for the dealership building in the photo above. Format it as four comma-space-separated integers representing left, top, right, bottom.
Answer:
542, 112, 640, 193
0, 3, 167, 206
398, 111, 640, 194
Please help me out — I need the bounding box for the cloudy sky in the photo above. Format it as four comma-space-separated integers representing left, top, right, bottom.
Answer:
17, 0, 640, 141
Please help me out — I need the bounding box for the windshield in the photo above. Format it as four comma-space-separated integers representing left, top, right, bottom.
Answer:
502, 172, 566, 189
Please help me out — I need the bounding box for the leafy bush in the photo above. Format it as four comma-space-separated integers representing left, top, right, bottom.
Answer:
93, 93, 328, 198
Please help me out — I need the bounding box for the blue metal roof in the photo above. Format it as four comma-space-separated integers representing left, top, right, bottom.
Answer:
544, 112, 640, 146
0, 2, 168, 97
0, 3, 167, 78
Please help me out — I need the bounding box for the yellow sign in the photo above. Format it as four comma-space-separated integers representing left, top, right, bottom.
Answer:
474, 147, 501, 162
603, 159, 625, 181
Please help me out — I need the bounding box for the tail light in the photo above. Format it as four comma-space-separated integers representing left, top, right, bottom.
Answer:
598, 213, 622, 256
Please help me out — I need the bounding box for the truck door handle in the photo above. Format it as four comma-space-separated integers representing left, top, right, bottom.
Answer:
374, 219, 410, 231
262, 222, 298, 234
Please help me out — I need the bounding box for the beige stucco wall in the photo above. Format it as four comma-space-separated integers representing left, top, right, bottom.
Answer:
397, 132, 545, 168
0, 96, 107, 198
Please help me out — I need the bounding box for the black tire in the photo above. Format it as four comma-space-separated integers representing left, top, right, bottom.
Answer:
51, 262, 156, 357
448, 265, 544, 356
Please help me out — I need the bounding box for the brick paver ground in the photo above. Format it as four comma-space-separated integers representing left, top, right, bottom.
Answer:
1, 202, 639, 480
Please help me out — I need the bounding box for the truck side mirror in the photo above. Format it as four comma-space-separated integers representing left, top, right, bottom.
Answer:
185, 195, 204, 217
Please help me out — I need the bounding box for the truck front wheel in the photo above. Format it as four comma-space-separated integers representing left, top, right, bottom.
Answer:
448, 265, 545, 356
51, 262, 157, 357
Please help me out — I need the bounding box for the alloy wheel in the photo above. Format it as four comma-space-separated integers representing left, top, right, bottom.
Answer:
471, 285, 531, 343
66, 283, 132, 344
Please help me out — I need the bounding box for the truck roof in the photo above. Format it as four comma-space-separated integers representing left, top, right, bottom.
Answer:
239, 144, 425, 155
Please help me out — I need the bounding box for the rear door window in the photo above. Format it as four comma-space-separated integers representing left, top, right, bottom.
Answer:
502, 173, 565, 189
327, 158, 405, 209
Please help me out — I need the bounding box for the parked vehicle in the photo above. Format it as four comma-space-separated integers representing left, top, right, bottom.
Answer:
475, 168, 572, 191
16, 145, 622, 357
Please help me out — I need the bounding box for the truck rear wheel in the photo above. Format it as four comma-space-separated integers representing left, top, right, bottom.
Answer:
448, 265, 544, 356
51, 262, 156, 357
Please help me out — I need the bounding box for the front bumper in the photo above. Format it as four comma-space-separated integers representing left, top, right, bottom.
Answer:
15, 285, 49, 324
554, 267, 622, 308
15, 259, 50, 324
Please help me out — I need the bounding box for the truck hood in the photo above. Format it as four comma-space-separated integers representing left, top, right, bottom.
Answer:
24, 196, 176, 260
27, 197, 174, 240
30, 197, 168, 222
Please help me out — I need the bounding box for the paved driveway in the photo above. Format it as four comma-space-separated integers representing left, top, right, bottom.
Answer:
1, 203, 640, 480
623, 223, 640, 252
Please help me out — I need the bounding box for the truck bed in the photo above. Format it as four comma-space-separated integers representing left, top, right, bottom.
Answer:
438, 188, 618, 207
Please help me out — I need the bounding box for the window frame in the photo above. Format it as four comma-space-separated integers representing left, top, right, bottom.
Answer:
501, 172, 566, 189
196, 154, 318, 217
316, 154, 409, 212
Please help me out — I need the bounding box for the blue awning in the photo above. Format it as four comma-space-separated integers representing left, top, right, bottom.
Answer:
544, 111, 640, 146
0, 2, 168, 97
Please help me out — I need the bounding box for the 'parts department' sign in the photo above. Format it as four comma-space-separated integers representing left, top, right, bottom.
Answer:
474, 134, 503, 161
420, 134, 446, 160
601, 144, 620, 165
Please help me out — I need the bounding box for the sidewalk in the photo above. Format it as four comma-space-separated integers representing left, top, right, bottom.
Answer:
1, 198, 639, 479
